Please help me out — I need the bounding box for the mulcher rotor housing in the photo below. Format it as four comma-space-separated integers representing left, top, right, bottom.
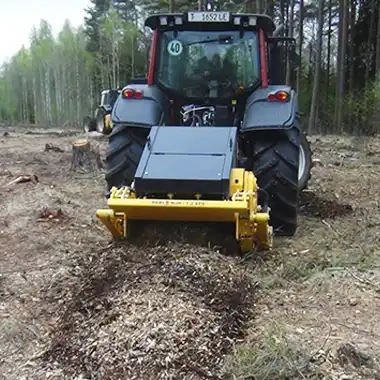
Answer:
96, 10, 313, 252
97, 126, 273, 252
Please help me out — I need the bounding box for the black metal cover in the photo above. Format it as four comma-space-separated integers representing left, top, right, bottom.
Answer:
134, 126, 238, 198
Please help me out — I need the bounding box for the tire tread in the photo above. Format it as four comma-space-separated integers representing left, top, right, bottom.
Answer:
251, 128, 300, 236
105, 126, 148, 192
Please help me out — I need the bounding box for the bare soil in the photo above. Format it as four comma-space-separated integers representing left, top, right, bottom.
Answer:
0, 127, 379, 380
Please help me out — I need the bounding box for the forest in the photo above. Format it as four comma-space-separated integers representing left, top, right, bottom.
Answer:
0, 0, 379, 135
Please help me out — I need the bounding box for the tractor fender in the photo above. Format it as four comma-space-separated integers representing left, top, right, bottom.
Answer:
241, 85, 298, 131
111, 84, 170, 129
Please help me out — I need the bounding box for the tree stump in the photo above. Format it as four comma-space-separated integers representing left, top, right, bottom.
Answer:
70, 139, 103, 171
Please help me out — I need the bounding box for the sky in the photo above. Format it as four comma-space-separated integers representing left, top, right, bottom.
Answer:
1, 0, 91, 63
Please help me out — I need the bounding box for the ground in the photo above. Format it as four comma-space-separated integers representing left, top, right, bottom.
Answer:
0, 126, 379, 380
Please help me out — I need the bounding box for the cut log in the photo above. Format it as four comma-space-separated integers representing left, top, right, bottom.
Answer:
70, 139, 103, 171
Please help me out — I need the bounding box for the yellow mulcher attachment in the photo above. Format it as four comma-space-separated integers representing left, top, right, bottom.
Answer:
97, 168, 272, 252
97, 126, 273, 253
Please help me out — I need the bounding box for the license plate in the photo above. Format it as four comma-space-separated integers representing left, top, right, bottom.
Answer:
188, 11, 230, 22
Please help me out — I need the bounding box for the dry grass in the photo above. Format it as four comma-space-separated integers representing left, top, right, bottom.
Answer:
223, 134, 380, 380
0, 127, 380, 380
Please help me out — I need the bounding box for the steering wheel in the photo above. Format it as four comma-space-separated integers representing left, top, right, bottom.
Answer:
184, 75, 211, 96
220, 79, 232, 89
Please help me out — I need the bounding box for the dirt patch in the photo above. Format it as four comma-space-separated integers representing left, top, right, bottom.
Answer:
300, 191, 354, 219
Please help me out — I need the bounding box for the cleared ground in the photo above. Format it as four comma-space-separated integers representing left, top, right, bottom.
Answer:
0, 127, 379, 380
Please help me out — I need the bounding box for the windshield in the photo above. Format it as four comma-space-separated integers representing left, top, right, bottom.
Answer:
156, 30, 260, 99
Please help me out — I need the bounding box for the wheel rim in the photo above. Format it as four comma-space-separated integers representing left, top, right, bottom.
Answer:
298, 144, 306, 181
96, 117, 104, 133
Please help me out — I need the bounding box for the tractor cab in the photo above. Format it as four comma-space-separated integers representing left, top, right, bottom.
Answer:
136, 12, 296, 127
111, 12, 298, 129
137, 12, 279, 127
145, 12, 276, 102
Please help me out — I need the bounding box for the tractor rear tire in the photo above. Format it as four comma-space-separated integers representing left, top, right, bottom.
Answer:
83, 116, 96, 133
251, 127, 301, 236
105, 126, 148, 194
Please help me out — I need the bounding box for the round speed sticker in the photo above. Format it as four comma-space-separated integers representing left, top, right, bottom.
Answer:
167, 40, 183, 56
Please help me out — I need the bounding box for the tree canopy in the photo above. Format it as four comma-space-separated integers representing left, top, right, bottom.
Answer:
0, 0, 379, 134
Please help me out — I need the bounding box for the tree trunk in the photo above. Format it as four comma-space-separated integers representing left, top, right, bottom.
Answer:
169, 0, 175, 12
325, 0, 332, 95
33, 76, 38, 124
348, 0, 356, 132
308, 0, 324, 134
296, 0, 304, 95
286, 0, 295, 86
256, 0, 263, 13
365, 0, 376, 87
279, 0, 285, 24
335, 0, 349, 132
376, 1, 380, 73
348, 0, 356, 93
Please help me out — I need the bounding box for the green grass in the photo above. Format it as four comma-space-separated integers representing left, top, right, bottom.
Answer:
223, 320, 312, 380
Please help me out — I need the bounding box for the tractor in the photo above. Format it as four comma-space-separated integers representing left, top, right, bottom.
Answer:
96, 11, 313, 252
83, 88, 121, 134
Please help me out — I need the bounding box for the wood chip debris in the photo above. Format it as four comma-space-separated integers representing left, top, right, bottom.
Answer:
40, 243, 257, 379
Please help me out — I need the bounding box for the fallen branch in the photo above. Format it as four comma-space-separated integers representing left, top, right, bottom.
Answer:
45, 143, 64, 153
6, 174, 39, 187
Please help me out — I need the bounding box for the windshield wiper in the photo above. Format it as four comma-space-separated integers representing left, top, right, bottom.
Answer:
184, 35, 233, 47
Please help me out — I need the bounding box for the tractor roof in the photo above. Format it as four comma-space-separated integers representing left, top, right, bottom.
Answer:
144, 12, 276, 34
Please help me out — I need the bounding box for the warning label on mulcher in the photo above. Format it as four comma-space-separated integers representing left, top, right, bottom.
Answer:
150, 200, 207, 206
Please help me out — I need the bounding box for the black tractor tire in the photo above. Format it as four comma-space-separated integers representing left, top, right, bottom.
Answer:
83, 116, 96, 133
105, 125, 149, 194
250, 127, 302, 236
298, 132, 313, 191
